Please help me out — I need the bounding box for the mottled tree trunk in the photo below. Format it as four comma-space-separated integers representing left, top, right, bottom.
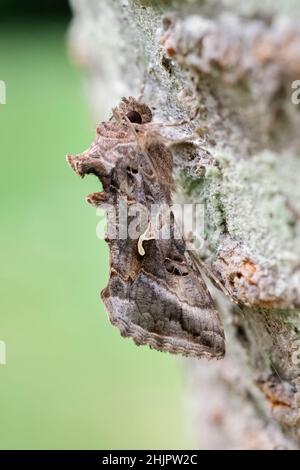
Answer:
69, 0, 300, 449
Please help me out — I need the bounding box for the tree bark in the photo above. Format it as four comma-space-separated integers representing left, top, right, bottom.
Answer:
69, 0, 300, 449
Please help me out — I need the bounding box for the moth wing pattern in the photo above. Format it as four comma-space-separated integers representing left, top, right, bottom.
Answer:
102, 240, 225, 359
68, 96, 225, 359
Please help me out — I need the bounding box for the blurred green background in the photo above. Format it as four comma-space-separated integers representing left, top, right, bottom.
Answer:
0, 1, 187, 449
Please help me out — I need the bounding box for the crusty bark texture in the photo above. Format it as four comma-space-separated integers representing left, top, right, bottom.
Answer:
69, 0, 300, 449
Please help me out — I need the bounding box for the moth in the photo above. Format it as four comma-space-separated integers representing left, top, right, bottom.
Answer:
67, 96, 225, 359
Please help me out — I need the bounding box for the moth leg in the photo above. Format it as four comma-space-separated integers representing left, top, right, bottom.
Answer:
189, 251, 241, 306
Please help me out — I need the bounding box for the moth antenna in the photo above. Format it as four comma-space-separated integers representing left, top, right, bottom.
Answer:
137, 72, 147, 102
137, 65, 153, 102
189, 250, 239, 305
146, 106, 200, 130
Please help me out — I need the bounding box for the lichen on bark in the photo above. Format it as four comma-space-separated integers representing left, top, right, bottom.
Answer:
69, 0, 300, 449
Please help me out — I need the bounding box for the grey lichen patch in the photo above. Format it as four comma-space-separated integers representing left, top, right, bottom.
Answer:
223, 149, 299, 301
178, 147, 300, 307
161, 13, 300, 98
221, 0, 300, 18
217, 150, 300, 263
159, 12, 300, 154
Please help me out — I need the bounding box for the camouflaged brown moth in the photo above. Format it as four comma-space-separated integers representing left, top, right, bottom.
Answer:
67, 96, 225, 359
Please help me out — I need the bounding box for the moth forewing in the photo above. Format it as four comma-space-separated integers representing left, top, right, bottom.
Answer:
68, 96, 225, 359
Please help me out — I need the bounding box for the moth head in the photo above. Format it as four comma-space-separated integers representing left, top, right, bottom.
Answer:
115, 96, 153, 125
